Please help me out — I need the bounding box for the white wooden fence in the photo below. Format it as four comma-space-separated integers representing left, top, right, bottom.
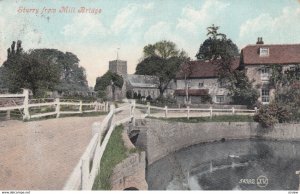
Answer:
63, 101, 135, 190
0, 89, 108, 120
135, 102, 258, 119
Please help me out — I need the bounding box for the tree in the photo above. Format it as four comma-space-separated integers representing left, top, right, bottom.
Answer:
28, 49, 89, 94
1, 41, 89, 97
94, 71, 123, 100
177, 59, 193, 102
197, 25, 258, 107
3, 47, 61, 96
196, 25, 239, 61
136, 40, 188, 97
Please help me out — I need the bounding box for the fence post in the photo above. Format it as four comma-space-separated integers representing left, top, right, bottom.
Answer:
210, 106, 213, 119
187, 106, 190, 120
55, 98, 60, 118
79, 100, 83, 113
106, 102, 109, 112
132, 100, 136, 126
81, 157, 90, 190
22, 89, 30, 120
232, 107, 235, 115
165, 106, 168, 118
147, 102, 150, 116
6, 110, 11, 120
255, 107, 258, 113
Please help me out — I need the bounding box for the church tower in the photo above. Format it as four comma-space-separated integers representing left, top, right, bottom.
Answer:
108, 60, 127, 78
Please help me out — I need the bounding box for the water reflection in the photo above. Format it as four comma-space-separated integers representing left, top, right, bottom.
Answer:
147, 139, 300, 190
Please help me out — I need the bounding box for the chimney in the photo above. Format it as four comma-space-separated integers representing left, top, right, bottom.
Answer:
256, 37, 264, 44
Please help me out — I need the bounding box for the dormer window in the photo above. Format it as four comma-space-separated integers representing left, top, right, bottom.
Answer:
260, 48, 269, 57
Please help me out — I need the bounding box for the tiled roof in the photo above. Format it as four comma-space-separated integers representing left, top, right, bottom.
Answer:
242, 44, 300, 65
174, 89, 209, 96
127, 74, 159, 88
176, 58, 240, 79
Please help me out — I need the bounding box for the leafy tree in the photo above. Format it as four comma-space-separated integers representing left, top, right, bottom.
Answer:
196, 25, 239, 61
28, 49, 89, 93
136, 40, 188, 97
1, 42, 89, 97
94, 71, 123, 100
197, 25, 258, 107
2, 41, 61, 96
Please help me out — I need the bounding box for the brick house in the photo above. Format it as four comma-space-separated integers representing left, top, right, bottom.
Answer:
240, 38, 300, 104
175, 58, 240, 104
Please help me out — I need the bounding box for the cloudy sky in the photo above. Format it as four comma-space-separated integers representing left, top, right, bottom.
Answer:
0, 0, 300, 86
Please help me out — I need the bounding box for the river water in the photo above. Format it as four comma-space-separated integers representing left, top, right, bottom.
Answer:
147, 139, 300, 190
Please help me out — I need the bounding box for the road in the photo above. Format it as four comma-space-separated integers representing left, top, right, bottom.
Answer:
0, 116, 106, 190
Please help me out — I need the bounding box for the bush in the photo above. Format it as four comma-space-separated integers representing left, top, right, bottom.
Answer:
151, 95, 177, 107
254, 103, 291, 128
201, 94, 212, 104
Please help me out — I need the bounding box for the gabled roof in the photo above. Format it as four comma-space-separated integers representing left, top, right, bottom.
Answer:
242, 44, 300, 65
174, 89, 209, 96
176, 58, 240, 79
127, 74, 159, 88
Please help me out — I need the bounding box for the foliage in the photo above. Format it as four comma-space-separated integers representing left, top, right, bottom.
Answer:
201, 94, 213, 104
150, 95, 177, 107
269, 64, 300, 122
94, 70, 124, 100
29, 49, 89, 94
196, 25, 239, 60
229, 70, 259, 108
2, 44, 61, 96
126, 90, 133, 99
1, 41, 89, 97
136, 40, 189, 97
254, 103, 291, 128
275, 85, 300, 122
196, 25, 258, 107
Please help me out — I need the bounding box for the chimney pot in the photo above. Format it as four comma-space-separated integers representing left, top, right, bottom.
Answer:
256, 37, 264, 45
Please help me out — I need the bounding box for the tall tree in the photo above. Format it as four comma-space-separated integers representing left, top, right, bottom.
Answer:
2, 41, 89, 96
197, 25, 258, 107
196, 25, 239, 61
136, 40, 188, 97
2, 43, 61, 96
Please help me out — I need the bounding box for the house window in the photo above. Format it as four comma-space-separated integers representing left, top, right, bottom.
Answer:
216, 95, 225, 103
261, 67, 270, 80
261, 88, 270, 103
199, 82, 204, 88
260, 48, 269, 57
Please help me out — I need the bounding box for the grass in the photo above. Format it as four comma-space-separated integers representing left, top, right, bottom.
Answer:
92, 124, 141, 190
150, 115, 255, 123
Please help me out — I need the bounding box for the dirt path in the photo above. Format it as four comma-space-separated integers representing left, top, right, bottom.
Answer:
0, 116, 105, 190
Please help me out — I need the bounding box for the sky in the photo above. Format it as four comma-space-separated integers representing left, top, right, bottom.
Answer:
0, 0, 300, 86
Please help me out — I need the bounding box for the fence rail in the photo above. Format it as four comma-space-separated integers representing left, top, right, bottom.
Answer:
0, 89, 108, 120
63, 101, 135, 190
136, 102, 258, 119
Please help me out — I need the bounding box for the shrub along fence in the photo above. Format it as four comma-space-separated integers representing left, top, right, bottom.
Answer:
0, 89, 108, 120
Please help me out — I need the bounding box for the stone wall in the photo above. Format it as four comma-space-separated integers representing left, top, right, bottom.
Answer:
110, 130, 148, 190
135, 119, 300, 165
